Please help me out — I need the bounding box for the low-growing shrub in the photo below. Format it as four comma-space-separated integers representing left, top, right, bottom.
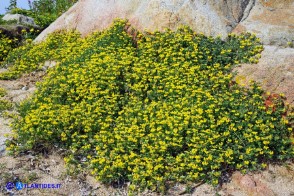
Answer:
0, 87, 7, 97
6, 19, 293, 193
0, 29, 81, 79
0, 32, 18, 62
0, 99, 13, 113
0, 27, 41, 66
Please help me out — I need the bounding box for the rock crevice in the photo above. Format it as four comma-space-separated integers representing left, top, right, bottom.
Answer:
240, 0, 255, 22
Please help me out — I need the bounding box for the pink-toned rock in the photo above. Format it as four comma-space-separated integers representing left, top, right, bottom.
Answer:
233, 0, 294, 46
228, 171, 275, 196
35, 0, 294, 46
232, 172, 256, 189
254, 179, 275, 196
34, 0, 254, 42
239, 174, 256, 189
234, 45, 294, 105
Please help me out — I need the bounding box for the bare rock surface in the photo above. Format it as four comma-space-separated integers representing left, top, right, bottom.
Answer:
0, 71, 45, 157
35, 0, 294, 47
0, 71, 43, 103
221, 163, 294, 196
234, 0, 294, 46
234, 45, 294, 105
0, 153, 125, 195
35, 0, 255, 42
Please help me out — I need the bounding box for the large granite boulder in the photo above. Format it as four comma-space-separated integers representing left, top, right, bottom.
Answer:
35, 0, 294, 46
34, 0, 255, 42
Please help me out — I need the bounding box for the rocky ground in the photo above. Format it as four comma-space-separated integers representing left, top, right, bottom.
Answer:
0, 49, 293, 195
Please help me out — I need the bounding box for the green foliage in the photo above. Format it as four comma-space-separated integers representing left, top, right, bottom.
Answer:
9, 8, 32, 16
0, 30, 81, 79
0, 32, 19, 62
7, 0, 17, 11
0, 27, 42, 66
6, 20, 293, 193
0, 88, 7, 97
0, 99, 13, 113
10, 0, 78, 28
31, 0, 77, 14
0, 18, 17, 25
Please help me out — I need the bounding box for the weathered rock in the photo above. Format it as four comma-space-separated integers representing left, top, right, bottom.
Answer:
35, 0, 254, 42
34, 0, 294, 47
239, 174, 256, 189
192, 183, 215, 196
224, 171, 275, 196
234, 0, 294, 46
234, 46, 294, 105
2, 13, 37, 27
221, 164, 294, 196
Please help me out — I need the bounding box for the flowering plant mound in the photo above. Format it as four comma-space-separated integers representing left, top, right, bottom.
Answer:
6, 20, 293, 193
0, 27, 42, 69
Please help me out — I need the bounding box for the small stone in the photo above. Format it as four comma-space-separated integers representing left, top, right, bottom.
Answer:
0, 145, 6, 157
22, 86, 29, 91
2, 13, 37, 27
42, 61, 57, 71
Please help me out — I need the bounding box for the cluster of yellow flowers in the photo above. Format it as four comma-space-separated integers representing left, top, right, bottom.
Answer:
0, 87, 6, 97
0, 31, 19, 62
0, 29, 82, 79
6, 19, 293, 193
